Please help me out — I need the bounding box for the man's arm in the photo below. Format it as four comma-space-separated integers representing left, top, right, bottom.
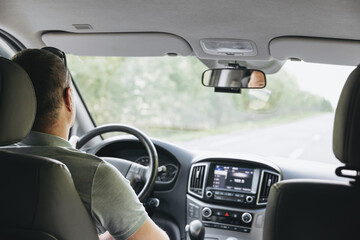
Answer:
92, 161, 169, 240
128, 217, 169, 240
99, 218, 169, 240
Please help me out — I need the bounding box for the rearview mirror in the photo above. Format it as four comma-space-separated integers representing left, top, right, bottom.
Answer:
202, 69, 266, 89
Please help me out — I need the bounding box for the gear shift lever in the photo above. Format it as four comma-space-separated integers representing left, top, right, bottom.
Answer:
186, 220, 205, 240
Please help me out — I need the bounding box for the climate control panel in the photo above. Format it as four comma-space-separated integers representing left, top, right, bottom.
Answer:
201, 207, 253, 233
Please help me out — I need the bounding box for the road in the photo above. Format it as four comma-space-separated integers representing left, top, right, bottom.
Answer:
177, 113, 339, 164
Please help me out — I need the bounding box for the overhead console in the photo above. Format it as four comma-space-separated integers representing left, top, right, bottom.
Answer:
186, 158, 281, 239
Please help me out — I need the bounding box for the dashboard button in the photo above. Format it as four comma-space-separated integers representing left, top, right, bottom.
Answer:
235, 193, 245, 198
246, 196, 254, 203
202, 207, 212, 218
220, 225, 229, 229
232, 226, 239, 231
241, 213, 253, 223
215, 210, 223, 216
214, 195, 224, 200
213, 224, 220, 228
206, 190, 213, 198
222, 196, 233, 201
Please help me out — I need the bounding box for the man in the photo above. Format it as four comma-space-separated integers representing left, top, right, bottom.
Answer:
247, 71, 265, 88
11, 48, 169, 240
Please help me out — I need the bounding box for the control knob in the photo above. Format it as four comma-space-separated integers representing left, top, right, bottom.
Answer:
246, 195, 254, 203
241, 212, 252, 223
205, 190, 213, 198
202, 207, 212, 218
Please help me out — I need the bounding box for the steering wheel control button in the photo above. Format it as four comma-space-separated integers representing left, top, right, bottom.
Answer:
202, 207, 212, 218
241, 213, 253, 223
206, 190, 213, 198
245, 195, 254, 203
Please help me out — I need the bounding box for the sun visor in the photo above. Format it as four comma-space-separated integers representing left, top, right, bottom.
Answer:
270, 37, 360, 66
41, 32, 193, 57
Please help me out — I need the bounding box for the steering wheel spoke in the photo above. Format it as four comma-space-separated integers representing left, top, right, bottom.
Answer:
126, 163, 148, 181
77, 124, 158, 202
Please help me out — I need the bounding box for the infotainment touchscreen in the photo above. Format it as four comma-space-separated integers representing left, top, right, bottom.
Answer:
212, 165, 254, 192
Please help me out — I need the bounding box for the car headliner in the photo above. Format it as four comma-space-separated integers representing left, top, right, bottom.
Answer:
0, 0, 360, 68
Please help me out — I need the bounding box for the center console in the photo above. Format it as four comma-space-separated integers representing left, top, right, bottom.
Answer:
186, 158, 281, 240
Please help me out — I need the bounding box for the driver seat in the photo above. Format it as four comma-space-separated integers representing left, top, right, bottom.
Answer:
0, 57, 98, 240
263, 65, 360, 240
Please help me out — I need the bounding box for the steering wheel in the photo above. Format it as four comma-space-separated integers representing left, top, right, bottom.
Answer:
76, 124, 158, 202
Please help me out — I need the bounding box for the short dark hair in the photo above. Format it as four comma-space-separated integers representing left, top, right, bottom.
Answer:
12, 49, 68, 131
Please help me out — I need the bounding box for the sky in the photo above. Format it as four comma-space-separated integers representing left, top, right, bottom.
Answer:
283, 61, 355, 107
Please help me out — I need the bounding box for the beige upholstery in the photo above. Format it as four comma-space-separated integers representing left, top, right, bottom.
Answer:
0, 57, 36, 145
264, 65, 360, 240
0, 57, 98, 240
333, 65, 360, 168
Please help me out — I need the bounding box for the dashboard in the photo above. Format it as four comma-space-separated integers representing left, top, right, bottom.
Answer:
186, 159, 281, 240
86, 136, 343, 240
94, 139, 180, 190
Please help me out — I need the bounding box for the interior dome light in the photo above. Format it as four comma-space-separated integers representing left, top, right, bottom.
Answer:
200, 39, 257, 56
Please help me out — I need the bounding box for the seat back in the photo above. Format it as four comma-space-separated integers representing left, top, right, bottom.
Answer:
263, 65, 360, 240
264, 179, 360, 240
0, 57, 98, 240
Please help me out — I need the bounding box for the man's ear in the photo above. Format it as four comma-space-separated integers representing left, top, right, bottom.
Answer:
64, 87, 73, 112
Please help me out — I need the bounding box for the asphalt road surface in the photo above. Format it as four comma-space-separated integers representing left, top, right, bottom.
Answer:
178, 113, 339, 164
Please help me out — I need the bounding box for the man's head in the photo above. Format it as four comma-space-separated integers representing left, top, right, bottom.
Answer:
12, 48, 75, 135
248, 71, 266, 88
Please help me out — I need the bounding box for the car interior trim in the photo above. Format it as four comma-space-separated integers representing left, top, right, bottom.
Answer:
41, 32, 194, 57
256, 170, 281, 206
270, 36, 360, 66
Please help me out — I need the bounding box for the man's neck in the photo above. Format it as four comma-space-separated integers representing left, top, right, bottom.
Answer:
35, 123, 69, 140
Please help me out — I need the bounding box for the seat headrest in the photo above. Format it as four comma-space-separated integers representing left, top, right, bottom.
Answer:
0, 57, 36, 146
333, 65, 360, 169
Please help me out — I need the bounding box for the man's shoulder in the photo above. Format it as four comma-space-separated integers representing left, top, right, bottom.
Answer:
40, 146, 105, 169
5, 144, 105, 170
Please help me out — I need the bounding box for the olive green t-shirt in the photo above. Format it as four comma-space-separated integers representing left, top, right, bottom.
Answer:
16, 131, 148, 240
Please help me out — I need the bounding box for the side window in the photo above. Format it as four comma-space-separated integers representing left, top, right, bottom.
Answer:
0, 35, 18, 59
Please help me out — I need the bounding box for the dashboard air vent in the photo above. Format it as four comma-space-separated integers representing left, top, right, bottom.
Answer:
189, 165, 206, 197
258, 171, 280, 204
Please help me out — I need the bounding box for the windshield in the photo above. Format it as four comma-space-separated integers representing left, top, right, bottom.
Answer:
67, 55, 355, 164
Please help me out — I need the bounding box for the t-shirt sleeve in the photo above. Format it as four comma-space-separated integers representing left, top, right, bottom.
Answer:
91, 161, 148, 239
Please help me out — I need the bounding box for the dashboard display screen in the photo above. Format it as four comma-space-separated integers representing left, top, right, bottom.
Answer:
212, 165, 254, 192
